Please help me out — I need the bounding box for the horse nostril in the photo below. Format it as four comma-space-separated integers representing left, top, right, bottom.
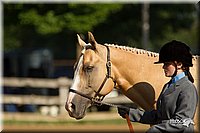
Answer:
71, 103, 76, 110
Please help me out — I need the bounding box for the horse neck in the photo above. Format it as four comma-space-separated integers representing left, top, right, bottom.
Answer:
106, 44, 199, 111
108, 45, 166, 90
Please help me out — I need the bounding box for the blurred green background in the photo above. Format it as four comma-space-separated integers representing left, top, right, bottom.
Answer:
2, 2, 200, 132
4, 3, 199, 60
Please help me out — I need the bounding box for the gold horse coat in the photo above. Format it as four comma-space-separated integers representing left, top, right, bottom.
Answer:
65, 32, 199, 131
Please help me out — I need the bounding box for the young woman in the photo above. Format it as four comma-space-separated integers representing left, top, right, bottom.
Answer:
118, 40, 198, 133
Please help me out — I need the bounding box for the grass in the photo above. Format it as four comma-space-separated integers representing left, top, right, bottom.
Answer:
4, 119, 127, 126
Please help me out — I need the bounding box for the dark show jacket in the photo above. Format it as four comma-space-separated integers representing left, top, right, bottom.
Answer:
128, 76, 198, 133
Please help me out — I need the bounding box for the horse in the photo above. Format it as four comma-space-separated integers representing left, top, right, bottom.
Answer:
65, 32, 199, 130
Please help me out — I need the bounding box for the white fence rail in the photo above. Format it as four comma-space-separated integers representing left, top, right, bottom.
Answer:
2, 77, 132, 115
3, 77, 73, 114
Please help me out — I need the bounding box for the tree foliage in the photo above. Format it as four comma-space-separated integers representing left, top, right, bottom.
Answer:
13, 4, 122, 34
149, 4, 198, 52
3, 3, 199, 58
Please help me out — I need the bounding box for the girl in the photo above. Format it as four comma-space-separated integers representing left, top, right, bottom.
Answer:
118, 40, 198, 133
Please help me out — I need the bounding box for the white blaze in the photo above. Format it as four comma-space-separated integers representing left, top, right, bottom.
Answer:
67, 44, 92, 111
67, 55, 83, 103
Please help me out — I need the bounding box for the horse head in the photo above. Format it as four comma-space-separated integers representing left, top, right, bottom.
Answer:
65, 32, 116, 119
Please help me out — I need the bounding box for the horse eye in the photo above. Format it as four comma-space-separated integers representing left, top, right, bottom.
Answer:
84, 66, 94, 72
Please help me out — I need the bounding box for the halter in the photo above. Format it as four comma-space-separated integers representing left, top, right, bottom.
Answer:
69, 45, 116, 105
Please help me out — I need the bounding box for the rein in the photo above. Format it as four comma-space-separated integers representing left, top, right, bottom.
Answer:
69, 45, 116, 105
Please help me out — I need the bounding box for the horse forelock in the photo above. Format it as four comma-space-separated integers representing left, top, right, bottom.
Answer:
104, 43, 159, 57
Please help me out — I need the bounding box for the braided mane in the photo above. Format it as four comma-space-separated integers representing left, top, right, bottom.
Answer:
105, 43, 199, 61
105, 43, 159, 57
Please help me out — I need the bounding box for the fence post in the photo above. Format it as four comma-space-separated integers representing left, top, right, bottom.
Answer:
58, 77, 70, 115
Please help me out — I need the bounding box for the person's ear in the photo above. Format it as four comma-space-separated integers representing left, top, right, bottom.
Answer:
176, 62, 183, 70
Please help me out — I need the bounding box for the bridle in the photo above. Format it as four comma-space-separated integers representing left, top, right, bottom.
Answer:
68, 44, 134, 133
69, 45, 116, 105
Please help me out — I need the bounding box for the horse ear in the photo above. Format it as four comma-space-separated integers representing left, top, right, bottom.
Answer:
77, 34, 86, 48
88, 31, 97, 49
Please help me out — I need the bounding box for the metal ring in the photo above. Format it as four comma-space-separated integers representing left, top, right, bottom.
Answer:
106, 61, 112, 68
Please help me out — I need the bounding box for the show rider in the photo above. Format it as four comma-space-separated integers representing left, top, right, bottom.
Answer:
118, 40, 198, 133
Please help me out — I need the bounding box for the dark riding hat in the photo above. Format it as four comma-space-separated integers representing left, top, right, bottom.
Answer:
154, 40, 193, 67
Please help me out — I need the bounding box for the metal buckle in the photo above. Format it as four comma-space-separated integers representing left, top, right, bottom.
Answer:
106, 61, 112, 68
92, 97, 102, 106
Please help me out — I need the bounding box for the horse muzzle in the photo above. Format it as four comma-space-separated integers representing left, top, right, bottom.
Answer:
65, 95, 90, 119
65, 102, 86, 119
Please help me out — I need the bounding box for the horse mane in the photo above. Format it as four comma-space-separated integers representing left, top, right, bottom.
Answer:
105, 43, 199, 61
105, 43, 159, 57
193, 55, 199, 61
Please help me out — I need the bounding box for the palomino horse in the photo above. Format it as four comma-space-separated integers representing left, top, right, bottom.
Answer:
65, 32, 199, 130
